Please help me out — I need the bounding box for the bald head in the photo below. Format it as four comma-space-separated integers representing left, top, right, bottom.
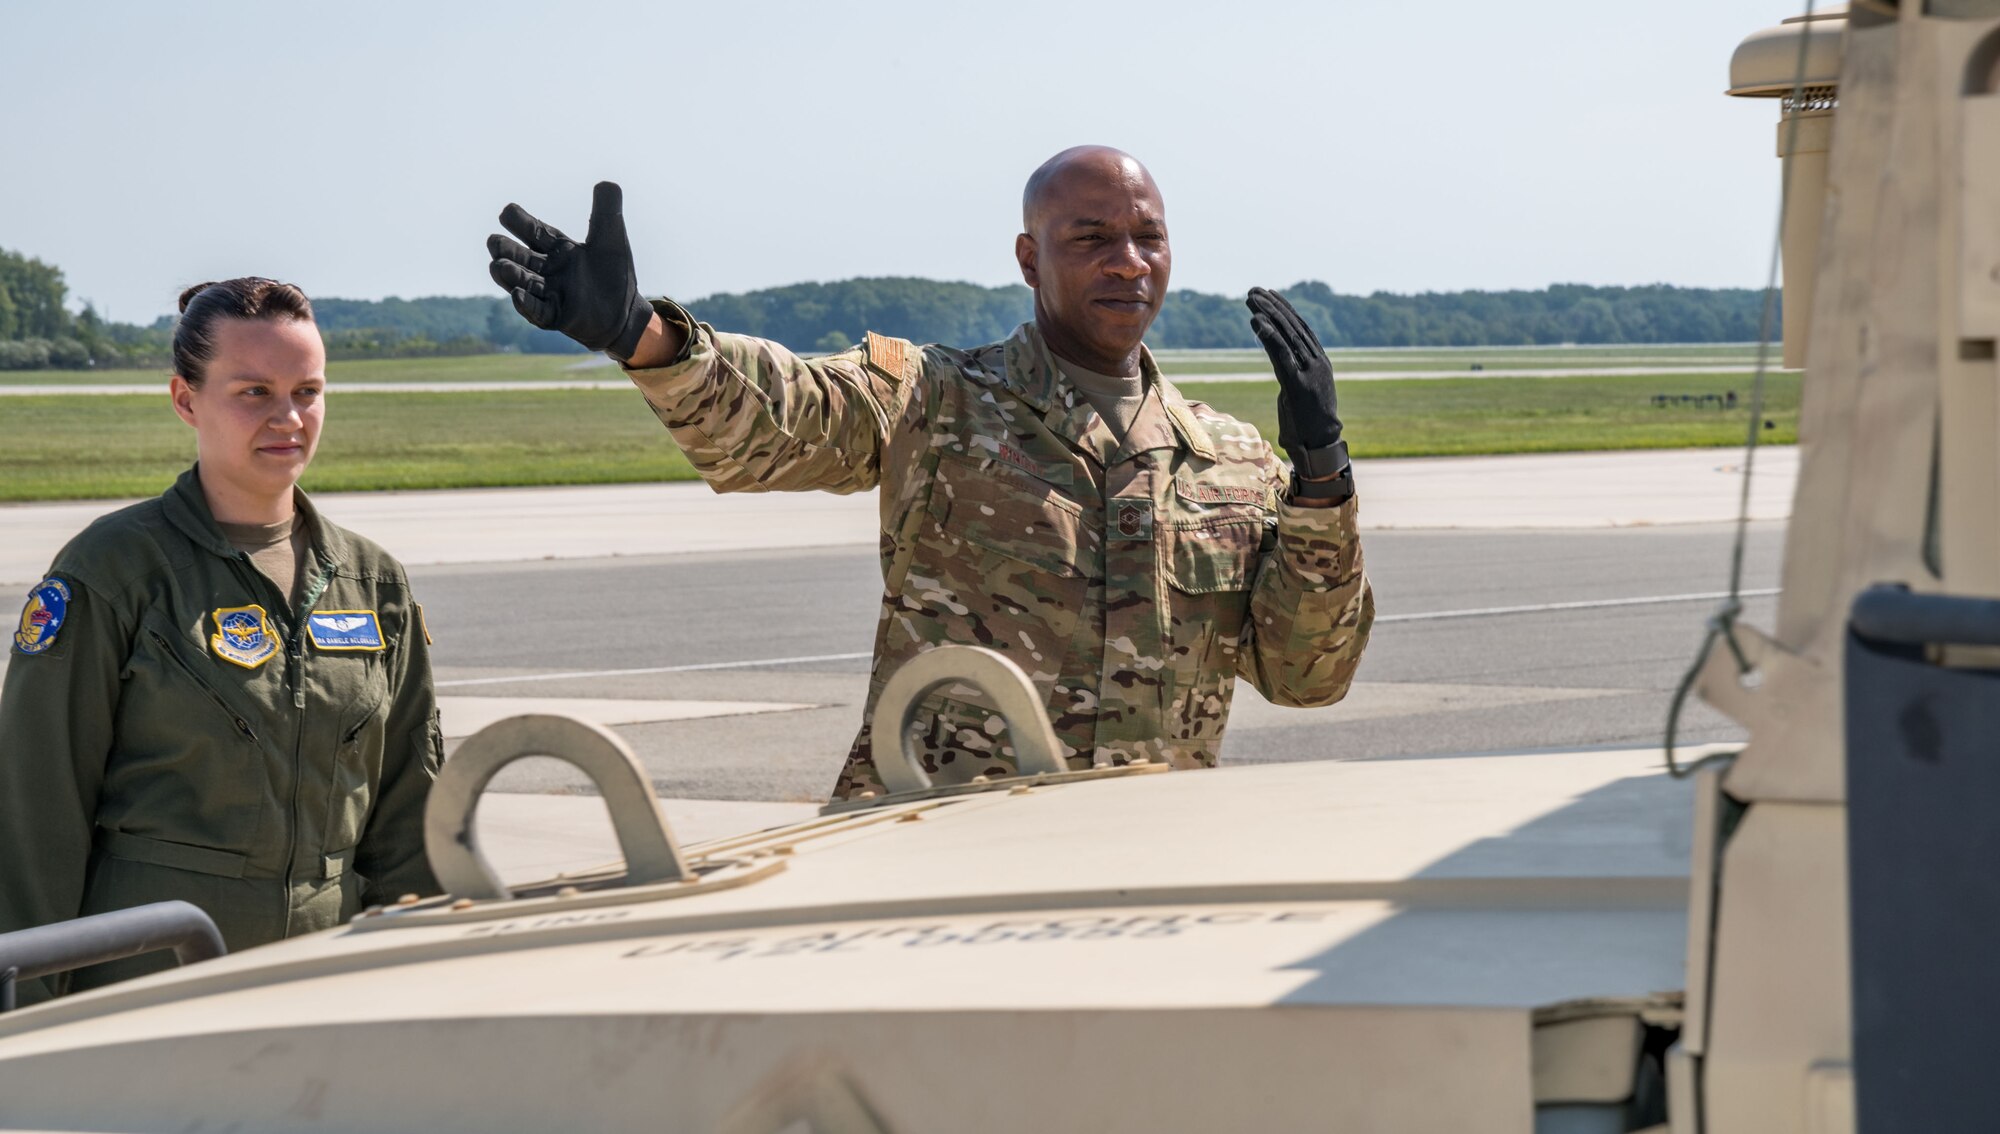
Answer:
1022, 146, 1161, 231
1014, 146, 1171, 375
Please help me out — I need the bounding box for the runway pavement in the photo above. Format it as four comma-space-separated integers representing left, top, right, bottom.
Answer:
409, 521, 1783, 805
0, 447, 1797, 585
0, 449, 1794, 878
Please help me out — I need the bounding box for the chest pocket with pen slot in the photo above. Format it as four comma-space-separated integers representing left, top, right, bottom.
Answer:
113, 613, 271, 849
1155, 508, 1265, 752
311, 611, 395, 857
900, 455, 1093, 690
135, 614, 261, 744
926, 454, 1094, 579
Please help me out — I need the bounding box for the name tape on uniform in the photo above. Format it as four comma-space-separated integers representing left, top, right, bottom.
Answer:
308, 610, 385, 651
1175, 477, 1268, 507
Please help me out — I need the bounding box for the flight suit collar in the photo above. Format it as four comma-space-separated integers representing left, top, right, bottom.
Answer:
163, 464, 344, 574
1000, 322, 1216, 465
163, 465, 241, 560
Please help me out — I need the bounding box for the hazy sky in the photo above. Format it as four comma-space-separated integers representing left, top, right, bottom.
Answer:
4, 1, 1806, 324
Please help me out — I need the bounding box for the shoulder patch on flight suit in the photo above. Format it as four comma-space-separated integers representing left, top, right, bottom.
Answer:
416, 603, 433, 646
12, 577, 69, 655
864, 331, 909, 383
211, 604, 279, 669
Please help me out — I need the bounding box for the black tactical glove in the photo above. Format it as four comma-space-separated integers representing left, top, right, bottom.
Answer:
1248, 286, 1353, 503
487, 181, 654, 361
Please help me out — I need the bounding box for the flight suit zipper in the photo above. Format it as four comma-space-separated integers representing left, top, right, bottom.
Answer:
144, 630, 258, 742
278, 560, 334, 936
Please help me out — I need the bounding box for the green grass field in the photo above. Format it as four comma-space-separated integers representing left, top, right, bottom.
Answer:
1153, 343, 1770, 377
0, 369, 1796, 502
0, 344, 1776, 386
0, 353, 598, 387
1186, 371, 1796, 458
0, 389, 697, 501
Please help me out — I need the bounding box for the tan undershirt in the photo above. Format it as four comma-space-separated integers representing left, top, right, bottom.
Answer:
1054, 355, 1147, 442
218, 517, 309, 609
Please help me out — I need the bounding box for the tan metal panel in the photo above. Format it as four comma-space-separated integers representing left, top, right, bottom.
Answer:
1711, 17, 1940, 804
1729, 14, 1847, 96
1780, 112, 1835, 370
1678, 765, 1728, 1057
0, 747, 1694, 1129
1533, 1015, 1644, 1103
1959, 96, 2000, 337
1702, 804, 1851, 1134
0, 1007, 1539, 1134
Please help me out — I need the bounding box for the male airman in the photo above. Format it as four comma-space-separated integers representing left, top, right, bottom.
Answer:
486, 146, 1372, 799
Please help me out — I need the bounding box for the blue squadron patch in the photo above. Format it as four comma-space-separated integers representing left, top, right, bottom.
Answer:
211, 604, 279, 669
13, 578, 70, 655
306, 609, 384, 651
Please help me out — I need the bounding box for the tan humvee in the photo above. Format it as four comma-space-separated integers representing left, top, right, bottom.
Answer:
3, 4, 1996, 1130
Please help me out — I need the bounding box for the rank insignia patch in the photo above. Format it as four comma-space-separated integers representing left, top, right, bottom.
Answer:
13, 578, 69, 655
211, 604, 279, 669
1111, 498, 1154, 541
307, 610, 384, 651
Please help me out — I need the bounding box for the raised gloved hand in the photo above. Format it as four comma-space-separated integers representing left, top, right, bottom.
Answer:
487, 181, 654, 361
1248, 286, 1353, 502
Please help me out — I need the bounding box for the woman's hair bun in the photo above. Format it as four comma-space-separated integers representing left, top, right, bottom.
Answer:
171, 277, 314, 386
177, 283, 218, 314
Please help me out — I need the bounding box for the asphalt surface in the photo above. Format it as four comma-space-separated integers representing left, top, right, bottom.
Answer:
0, 448, 1800, 586
415, 521, 1784, 802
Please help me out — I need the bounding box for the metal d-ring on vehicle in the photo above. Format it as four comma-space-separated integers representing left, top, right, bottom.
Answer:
423, 714, 689, 901
869, 645, 1068, 794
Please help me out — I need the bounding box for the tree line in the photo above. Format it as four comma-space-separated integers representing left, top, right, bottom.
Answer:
0, 246, 1773, 371
687, 277, 1773, 350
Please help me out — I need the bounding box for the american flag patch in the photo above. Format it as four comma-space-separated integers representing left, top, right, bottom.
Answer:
865, 331, 908, 381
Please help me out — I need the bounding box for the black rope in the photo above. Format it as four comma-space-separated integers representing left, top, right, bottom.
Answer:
1665, 0, 1818, 778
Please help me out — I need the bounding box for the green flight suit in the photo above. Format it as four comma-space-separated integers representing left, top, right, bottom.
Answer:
0, 466, 442, 1005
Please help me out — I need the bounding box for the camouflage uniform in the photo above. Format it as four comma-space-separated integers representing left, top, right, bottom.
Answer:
627, 301, 1373, 799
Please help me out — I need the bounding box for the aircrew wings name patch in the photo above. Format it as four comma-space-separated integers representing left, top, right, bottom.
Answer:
307, 610, 384, 651
212, 604, 279, 669
13, 578, 69, 655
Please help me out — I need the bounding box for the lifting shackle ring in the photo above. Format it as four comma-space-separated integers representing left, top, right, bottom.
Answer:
423, 713, 689, 901
869, 645, 1069, 795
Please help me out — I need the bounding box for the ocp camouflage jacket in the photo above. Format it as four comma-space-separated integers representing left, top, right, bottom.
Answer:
628, 304, 1373, 799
